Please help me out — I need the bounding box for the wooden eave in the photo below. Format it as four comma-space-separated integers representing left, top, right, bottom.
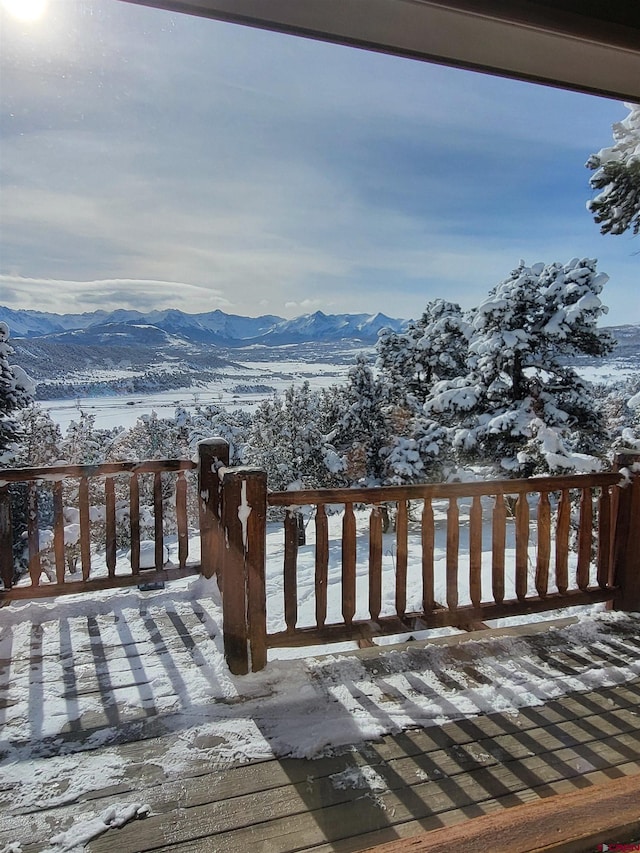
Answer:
121, 0, 640, 101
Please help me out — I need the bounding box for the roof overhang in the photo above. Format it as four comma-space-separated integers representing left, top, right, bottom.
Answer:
121, 0, 640, 101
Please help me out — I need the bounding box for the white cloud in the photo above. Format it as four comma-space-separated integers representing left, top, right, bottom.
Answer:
0, 275, 231, 313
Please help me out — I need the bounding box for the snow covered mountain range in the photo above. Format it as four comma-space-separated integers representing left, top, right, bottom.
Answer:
0, 306, 406, 346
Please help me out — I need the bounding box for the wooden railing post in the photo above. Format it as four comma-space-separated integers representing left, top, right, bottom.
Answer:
0, 485, 13, 589
612, 454, 640, 612
198, 438, 229, 581
220, 467, 268, 675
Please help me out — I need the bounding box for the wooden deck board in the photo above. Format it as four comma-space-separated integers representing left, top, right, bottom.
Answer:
3, 614, 640, 853
3, 676, 638, 853
355, 772, 640, 853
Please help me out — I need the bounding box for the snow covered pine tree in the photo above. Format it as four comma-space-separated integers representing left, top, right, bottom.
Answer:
587, 102, 640, 236
424, 259, 614, 476
0, 322, 34, 463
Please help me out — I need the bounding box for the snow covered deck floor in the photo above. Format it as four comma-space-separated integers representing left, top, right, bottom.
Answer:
2, 583, 640, 852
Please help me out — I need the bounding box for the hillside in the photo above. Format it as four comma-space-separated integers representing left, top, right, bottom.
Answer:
3, 305, 637, 401
0, 306, 405, 347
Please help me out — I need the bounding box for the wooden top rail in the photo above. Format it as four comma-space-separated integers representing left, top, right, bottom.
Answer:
0, 458, 197, 483
267, 472, 622, 507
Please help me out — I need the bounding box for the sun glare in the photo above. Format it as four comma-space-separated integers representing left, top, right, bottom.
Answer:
1, 0, 47, 22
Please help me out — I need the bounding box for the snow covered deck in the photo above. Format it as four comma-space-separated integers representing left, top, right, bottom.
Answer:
2, 578, 640, 852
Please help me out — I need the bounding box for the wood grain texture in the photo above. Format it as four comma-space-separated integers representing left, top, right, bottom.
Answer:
176, 471, 188, 569
576, 487, 593, 591
53, 480, 65, 584
515, 493, 529, 601
469, 495, 482, 608
555, 489, 570, 594
422, 497, 435, 612
284, 510, 298, 633
197, 438, 229, 582
369, 506, 382, 620
315, 505, 328, 628
492, 496, 506, 604
105, 476, 116, 577
535, 491, 550, 598
130, 473, 140, 575
267, 472, 619, 507
357, 772, 640, 853
221, 471, 249, 675
597, 485, 611, 588
27, 481, 41, 586
342, 503, 356, 625
446, 498, 459, 611
154, 471, 164, 570
0, 484, 13, 589
395, 500, 408, 617
245, 470, 267, 672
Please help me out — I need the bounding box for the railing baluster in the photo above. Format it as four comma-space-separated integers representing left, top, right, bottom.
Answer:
79, 476, 91, 581
176, 471, 188, 569
0, 484, 14, 589
27, 481, 41, 585
130, 473, 140, 574
469, 495, 482, 608
53, 481, 65, 584
597, 486, 611, 588
555, 488, 570, 594
315, 505, 328, 628
369, 505, 382, 620
342, 503, 356, 625
422, 497, 435, 611
154, 471, 163, 569
515, 493, 529, 601
396, 499, 408, 618
446, 498, 459, 610
284, 509, 298, 632
609, 484, 619, 575
577, 487, 592, 590
492, 495, 506, 604
536, 491, 551, 598
105, 476, 116, 577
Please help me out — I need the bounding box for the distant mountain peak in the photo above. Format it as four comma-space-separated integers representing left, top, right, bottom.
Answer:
0, 305, 408, 346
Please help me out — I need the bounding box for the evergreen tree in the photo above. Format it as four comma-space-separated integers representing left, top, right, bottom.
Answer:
330, 355, 388, 483
375, 303, 467, 483
586, 103, 640, 236
424, 259, 614, 475
620, 384, 640, 451
183, 404, 251, 463
13, 406, 63, 467
376, 300, 469, 406
0, 322, 34, 463
246, 382, 342, 490
107, 411, 185, 462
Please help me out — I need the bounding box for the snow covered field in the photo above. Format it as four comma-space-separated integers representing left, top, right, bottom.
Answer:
37, 353, 637, 434
40, 358, 354, 432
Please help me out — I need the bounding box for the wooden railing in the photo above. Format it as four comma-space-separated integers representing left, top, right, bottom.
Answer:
266, 474, 619, 641
0, 458, 201, 599
212, 449, 640, 674
3, 438, 639, 678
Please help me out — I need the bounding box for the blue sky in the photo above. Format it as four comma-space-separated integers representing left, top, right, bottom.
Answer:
0, 0, 637, 324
